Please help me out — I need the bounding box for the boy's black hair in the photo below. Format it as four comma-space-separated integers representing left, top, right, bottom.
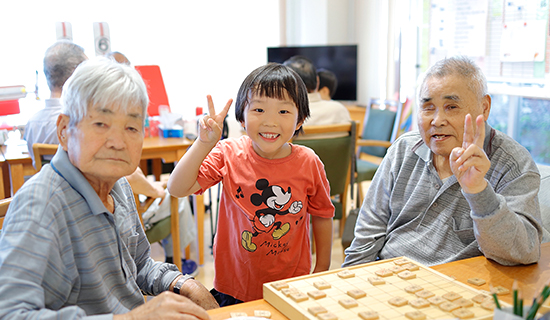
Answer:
317, 68, 338, 98
235, 63, 310, 136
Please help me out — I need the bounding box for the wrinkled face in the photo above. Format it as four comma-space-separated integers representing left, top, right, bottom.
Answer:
58, 103, 144, 187
417, 74, 490, 159
242, 92, 302, 159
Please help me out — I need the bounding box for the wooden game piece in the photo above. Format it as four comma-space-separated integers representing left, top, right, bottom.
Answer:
281, 287, 300, 297
307, 290, 327, 300
374, 268, 393, 277
393, 258, 410, 265
442, 291, 462, 301
271, 281, 289, 290
368, 276, 386, 285
308, 306, 328, 316
388, 265, 405, 274
403, 263, 419, 271
313, 281, 331, 290
409, 298, 430, 309
405, 311, 426, 320
491, 285, 510, 295
398, 270, 416, 280
358, 311, 379, 320
454, 297, 474, 308
439, 301, 460, 312
289, 292, 308, 302
347, 289, 367, 299
404, 284, 423, 293
254, 310, 272, 318
467, 277, 486, 286
339, 298, 359, 309
415, 290, 435, 299
472, 293, 490, 304
317, 312, 338, 320
452, 308, 475, 319
480, 299, 496, 310
388, 296, 408, 307
427, 296, 446, 306
230, 312, 248, 317
337, 270, 355, 279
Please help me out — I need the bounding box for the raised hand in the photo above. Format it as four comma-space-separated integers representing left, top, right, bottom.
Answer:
449, 114, 490, 194
198, 95, 233, 145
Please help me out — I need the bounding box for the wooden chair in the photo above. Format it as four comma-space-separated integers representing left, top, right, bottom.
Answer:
355, 98, 404, 205
293, 121, 356, 237
32, 143, 58, 171
0, 197, 11, 230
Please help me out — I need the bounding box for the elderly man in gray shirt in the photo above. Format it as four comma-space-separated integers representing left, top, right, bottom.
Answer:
344, 56, 541, 267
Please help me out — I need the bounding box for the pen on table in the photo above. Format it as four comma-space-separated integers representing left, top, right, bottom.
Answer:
513, 280, 518, 315
490, 284, 502, 310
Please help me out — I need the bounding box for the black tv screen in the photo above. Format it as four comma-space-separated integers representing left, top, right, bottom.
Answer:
267, 45, 357, 101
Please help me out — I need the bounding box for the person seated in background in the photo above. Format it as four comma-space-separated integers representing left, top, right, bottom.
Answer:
343, 56, 542, 268
283, 56, 351, 139
24, 40, 87, 167
317, 68, 338, 101
0, 57, 218, 319
106, 51, 132, 65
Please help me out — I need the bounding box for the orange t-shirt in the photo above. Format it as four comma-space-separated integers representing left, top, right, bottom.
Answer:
196, 136, 334, 301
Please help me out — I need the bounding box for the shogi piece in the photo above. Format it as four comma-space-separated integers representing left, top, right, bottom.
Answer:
452, 308, 475, 319
337, 270, 355, 279
427, 296, 446, 306
307, 290, 326, 300
409, 298, 430, 309
415, 290, 435, 299
358, 311, 379, 320
405, 284, 423, 293
254, 310, 272, 318
230, 312, 248, 317
375, 269, 393, 277
491, 285, 510, 295
405, 311, 426, 320
368, 276, 386, 285
281, 287, 300, 297
442, 291, 462, 301
403, 263, 420, 271
472, 293, 490, 304
480, 299, 496, 310
393, 258, 410, 265
454, 297, 474, 308
347, 289, 367, 299
398, 270, 417, 280
318, 312, 338, 320
388, 265, 405, 274
308, 306, 328, 316
271, 281, 289, 291
289, 292, 308, 302
388, 296, 408, 307
314, 281, 331, 290
467, 277, 486, 286
439, 301, 460, 312
339, 298, 359, 309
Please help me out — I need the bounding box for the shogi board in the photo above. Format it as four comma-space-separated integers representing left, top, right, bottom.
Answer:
263, 257, 508, 320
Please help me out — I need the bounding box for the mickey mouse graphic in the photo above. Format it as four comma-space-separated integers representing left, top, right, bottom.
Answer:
241, 178, 302, 252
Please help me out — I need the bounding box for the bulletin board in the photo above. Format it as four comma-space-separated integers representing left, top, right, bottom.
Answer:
425, 0, 550, 80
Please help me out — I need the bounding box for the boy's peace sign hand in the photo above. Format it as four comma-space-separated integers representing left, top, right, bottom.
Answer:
449, 114, 490, 194
198, 95, 233, 145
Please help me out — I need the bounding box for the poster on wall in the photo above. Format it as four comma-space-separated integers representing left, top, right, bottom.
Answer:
93, 22, 111, 56
500, 20, 547, 62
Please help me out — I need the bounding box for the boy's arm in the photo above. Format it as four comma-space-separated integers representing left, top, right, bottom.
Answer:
311, 216, 333, 273
167, 96, 232, 198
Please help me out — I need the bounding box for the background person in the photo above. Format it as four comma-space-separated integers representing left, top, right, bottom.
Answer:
317, 68, 338, 101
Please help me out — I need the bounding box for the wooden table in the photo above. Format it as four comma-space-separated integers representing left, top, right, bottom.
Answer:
0, 141, 37, 198
207, 242, 550, 319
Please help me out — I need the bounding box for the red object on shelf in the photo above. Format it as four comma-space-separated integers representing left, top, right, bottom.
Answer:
134, 65, 170, 117
0, 99, 20, 116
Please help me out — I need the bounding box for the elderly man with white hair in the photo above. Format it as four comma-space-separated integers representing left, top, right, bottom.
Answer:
0, 58, 217, 319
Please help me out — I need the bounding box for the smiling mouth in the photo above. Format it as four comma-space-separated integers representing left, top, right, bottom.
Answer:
432, 134, 449, 140
260, 133, 280, 139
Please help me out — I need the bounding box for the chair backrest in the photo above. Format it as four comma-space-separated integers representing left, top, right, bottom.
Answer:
360, 98, 404, 158
32, 143, 58, 171
537, 164, 550, 243
294, 122, 356, 197
0, 197, 12, 230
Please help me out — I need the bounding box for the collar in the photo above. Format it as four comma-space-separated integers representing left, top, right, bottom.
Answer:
50, 146, 122, 216
44, 98, 62, 108
307, 92, 322, 103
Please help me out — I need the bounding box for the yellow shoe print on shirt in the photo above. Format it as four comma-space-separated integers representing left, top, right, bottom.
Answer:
241, 230, 257, 252
272, 222, 290, 240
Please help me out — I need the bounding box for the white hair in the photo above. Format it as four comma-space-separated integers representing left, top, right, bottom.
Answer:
61, 57, 148, 127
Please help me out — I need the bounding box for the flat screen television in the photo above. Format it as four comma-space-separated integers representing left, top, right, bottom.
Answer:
267, 45, 358, 101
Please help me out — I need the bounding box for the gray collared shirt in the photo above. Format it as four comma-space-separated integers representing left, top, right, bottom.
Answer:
0, 147, 180, 319
344, 123, 542, 267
